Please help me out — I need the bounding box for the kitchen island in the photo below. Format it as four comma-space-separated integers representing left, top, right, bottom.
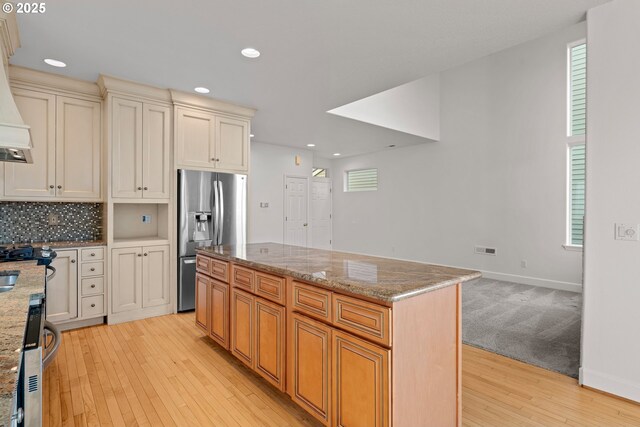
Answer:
195, 243, 480, 427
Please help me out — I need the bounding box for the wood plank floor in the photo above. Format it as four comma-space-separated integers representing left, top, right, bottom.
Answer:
42, 313, 640, 427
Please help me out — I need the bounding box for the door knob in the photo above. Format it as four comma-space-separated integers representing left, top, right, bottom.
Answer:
303, 223, 308, 227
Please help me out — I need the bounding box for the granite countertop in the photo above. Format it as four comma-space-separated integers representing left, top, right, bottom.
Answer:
0, 261, 46, 427
5, 240, 106, 249
197, 243, 481, 303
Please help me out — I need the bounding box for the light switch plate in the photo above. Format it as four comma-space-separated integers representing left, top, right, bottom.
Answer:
615, 223, 639, 241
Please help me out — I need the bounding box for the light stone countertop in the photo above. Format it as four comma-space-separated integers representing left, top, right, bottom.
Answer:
0, 261, 46, 427
197, 243, 481, 303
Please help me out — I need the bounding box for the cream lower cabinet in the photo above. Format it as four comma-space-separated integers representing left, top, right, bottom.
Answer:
111, 97, 171, 199
46, 250, 78, 323
3, 88, 101, 200
175, 107, 249, 173
111, 245, 170, 314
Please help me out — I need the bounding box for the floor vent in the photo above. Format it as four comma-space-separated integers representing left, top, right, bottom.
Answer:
474, 246, 497, 256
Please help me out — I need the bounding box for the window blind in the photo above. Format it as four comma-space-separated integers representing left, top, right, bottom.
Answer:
570, 144, 585, 245
570, 43, 587, 136
345, 168, 378, 192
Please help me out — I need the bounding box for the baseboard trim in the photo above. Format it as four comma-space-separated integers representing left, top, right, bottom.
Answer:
108, 305, 173, 325
480, 270, 582, 293
580, 367, 640, 403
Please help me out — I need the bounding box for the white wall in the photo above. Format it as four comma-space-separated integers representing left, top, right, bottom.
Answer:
248, 142, 314, 243
330, 22, 586, 291
581, 0, 640, 402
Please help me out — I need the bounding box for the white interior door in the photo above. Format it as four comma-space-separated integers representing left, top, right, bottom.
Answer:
284, 176, 308, 247
311, 178, 332, 249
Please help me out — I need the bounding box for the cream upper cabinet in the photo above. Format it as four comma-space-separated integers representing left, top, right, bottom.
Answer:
55, 96, 102, 199
4, 89, 56, 198
215, 115, 249, 172
111, 98, 171, 199
2, 88, 102, 201
111, 97, 143, 198
175, 107, 216, 170
142, 104, 171, 199
176, 107, 249, 173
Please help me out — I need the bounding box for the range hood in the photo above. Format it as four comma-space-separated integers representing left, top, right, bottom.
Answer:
0, 62, 32, 163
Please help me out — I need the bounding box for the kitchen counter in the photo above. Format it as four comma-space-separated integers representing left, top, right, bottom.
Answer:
0, 261, 45, 427
197, 242, 481, 303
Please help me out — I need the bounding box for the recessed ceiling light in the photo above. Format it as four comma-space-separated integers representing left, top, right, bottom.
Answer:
194, 87, 210, 94
307, 144, 315, 147
333, 153, 341, 156
241, 48, 260, 58
44, 58, 66, 68
250, 134, 255, 138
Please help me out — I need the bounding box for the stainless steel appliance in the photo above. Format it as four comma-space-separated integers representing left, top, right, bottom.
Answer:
178, 169, 247, 311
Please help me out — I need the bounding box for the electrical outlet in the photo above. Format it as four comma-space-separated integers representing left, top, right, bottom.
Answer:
142, 215, 152, 224
260, 202, 269, 208
615, 223, 638, 241
48, 213, 61, 226
521, 260, 528, 268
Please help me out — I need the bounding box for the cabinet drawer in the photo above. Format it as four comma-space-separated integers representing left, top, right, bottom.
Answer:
196, 255, 210, 273
81, 277, 104, 296
210, 258, 230, 283
332, 294, 392, 347
292, 281, 332, 322
81, 261, 104, 277
81, 248, 104, 261
81, 295, 105, 318
232, 265, 254, 292
255, 272, 285, 305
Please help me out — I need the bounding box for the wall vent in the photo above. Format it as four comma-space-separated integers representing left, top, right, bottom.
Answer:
474, 246, 497, 256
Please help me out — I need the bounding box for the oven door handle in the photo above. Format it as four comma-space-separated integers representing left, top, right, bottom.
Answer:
46, 265, 56, 281
43, 320, 61, 370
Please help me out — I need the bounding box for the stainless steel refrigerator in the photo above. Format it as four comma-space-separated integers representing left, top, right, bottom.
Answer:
178, 169, 247, 311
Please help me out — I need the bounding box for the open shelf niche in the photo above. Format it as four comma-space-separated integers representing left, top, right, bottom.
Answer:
111, 202, 169, 247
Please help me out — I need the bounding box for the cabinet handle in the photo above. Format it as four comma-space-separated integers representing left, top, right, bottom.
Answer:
90, 253, 95, 257
90, 304, 96, 308
70, 259, 76, 264
57, 185, 62, 189
91, 284, 96, 288
90, 267, 95, 272
49, 185, 54, 189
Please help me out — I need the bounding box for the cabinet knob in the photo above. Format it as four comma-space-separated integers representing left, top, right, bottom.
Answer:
137, 253, 142, 257
90, 253, 95, 257
49, 185, 54, 189
70, 259, 76, 264
90, 267, 95, 272
137, 187, 142, 190
144, 187, 148, 190
57, 185, 62, 189
90, 304, 96, 308
91, 284, 96, 288
143, 253, 148, 256
211, 158, 216, 161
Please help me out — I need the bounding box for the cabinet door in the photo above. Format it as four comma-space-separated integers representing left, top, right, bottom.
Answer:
255, 297, 286, 391
142, 245, 170, 308
215, 115, 249, 172
111, 247, 143, 313
195, 273, 210, 333
46, 250, 78, 323
290, 313, 331, 425
142, 103, 170, 199
333, 330, 390, 427
4, 89, 56, 198
230, 288, 255, 368
111, 98, 143, 198
56, 96, 101, 199
209, 279, 229, 349
176, 108, 215, 170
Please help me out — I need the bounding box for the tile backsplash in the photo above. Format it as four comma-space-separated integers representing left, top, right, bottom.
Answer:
0, 202, 103, 244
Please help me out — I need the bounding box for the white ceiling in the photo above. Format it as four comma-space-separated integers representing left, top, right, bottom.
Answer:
10, 0, 608, 158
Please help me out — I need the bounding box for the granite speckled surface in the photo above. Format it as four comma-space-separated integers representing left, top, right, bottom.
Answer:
0, 261, 46, 427
197, 243, 481, 303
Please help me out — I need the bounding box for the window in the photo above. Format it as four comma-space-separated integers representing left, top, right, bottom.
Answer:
567, 41, 586, 247
312, 167, 327, 178
345, 168, 378, 192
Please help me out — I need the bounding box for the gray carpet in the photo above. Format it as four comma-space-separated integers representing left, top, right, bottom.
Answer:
462, 278, 582, 378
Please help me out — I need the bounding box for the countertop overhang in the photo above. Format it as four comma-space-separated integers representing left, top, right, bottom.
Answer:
196, 243, 481, 303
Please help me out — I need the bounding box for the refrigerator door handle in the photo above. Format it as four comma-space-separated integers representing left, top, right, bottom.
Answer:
218, 180, 224, 245
213, 180, 220, 245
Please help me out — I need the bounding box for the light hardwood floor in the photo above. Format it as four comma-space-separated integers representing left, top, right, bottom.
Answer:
43, 313, 640, 427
